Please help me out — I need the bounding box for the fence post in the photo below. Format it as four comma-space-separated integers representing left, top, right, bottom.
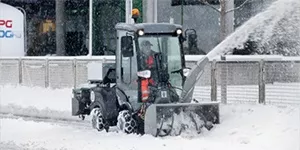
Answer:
211, 59, 217, 101
259, 59, 266, 104
45, 58, 49, 88
220, 55, 227, 104
18, 58, 23, 85
73, 58, 77, 88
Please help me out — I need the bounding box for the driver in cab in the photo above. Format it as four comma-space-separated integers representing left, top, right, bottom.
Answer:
139, 40, 157, 103
140, 40, 156, 69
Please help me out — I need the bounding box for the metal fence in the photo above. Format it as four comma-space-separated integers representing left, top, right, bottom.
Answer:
0, 55, 299, 105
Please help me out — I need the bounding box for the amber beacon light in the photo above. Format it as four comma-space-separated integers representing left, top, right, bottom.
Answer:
132, 8, 140, 23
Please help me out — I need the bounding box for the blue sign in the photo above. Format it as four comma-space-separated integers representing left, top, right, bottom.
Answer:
0, 30, 21, 38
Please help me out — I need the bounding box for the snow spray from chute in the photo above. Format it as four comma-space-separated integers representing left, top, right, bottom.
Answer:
207, 0, 300, 59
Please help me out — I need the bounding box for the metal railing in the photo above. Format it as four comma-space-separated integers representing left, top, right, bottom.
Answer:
0, 55, 299, 105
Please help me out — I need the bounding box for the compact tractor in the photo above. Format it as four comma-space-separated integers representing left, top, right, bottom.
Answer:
71, 22, 220, 137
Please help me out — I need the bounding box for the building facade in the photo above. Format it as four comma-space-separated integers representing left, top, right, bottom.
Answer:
155, 0, 275, 54
1, 0, 274, 56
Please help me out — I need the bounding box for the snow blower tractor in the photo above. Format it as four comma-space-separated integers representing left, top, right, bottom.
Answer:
71, 22, 220, 137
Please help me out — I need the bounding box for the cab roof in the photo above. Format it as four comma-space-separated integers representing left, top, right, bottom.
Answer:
115, 23, 182, 34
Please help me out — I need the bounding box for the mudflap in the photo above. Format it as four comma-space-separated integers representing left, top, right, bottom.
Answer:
144, 102, 220, 137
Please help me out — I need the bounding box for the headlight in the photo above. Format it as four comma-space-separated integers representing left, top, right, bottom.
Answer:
90, 91, 95, 102
176, 29, 182, 35
138, 30, 144, 36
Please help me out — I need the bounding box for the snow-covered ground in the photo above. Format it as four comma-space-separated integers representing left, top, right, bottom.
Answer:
0, 85, 299, 150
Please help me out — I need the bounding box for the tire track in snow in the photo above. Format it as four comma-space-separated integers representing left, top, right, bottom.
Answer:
0, 103, 94, 130
0, 104, 120, 132
0, 113, 92, 130
0, 104, 76, 120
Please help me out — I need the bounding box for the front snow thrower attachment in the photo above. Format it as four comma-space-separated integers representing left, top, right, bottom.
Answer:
144, 102, 219, 137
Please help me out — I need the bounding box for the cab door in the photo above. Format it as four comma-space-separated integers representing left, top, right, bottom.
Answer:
115, 30, 139, 111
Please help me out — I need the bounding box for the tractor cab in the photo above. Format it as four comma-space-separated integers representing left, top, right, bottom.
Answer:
114, 23, 189, 111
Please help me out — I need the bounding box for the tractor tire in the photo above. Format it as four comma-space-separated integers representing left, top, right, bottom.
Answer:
91, 107, 109, 132
90, 89, 112, 132
117, 110, 137, 134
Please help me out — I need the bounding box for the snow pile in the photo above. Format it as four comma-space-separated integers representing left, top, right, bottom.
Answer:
0, 85, 77, 121
0, 85, 72, 111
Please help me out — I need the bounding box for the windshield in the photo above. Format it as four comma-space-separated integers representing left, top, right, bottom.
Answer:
137, 35, 183, 89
